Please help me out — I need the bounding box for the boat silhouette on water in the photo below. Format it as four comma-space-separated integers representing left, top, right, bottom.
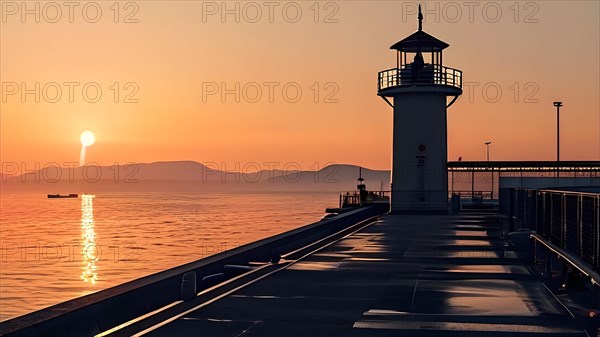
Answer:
47, 194, 78, 199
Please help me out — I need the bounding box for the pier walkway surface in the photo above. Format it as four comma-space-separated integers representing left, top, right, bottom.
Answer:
144, 214, 586, 336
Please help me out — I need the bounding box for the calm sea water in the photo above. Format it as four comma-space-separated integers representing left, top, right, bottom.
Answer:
0, 192, 336, 321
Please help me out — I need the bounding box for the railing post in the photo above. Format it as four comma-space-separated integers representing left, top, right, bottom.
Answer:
547, 192, 551, 240
558, 193, 567, 248
578, 195, 583, 258
544, 191, 550, 238
539, 192, 543, 235
544, 248, 552, 277
596, 195, 600, 270
534, 190, 539, 232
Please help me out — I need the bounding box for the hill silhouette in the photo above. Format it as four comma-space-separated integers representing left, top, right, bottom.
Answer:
1, 161, 390, 193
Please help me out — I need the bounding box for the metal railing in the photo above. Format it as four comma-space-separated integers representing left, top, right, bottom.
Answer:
341, 190, 499, 208
450, 190, 493, 201
506, 188, 600, 270
378, 64, 462, 91
339, 191, 390, 208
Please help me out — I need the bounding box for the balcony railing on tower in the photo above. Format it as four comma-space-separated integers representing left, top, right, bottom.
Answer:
378, 64, 462, 91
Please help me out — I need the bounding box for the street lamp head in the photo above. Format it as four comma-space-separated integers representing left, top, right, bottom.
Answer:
553, 101, 563, 107
485, 142, 491, 145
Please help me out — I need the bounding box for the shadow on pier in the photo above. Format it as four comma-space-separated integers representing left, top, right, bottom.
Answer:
142, 213, 586, 336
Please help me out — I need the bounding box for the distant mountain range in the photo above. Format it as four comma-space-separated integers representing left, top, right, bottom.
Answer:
0, 161, 391, 193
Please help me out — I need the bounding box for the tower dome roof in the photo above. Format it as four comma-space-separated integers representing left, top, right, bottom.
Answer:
390, 5, 449, 52
390, 30, 449, 52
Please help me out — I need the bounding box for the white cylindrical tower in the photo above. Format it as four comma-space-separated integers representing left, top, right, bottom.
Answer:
378, 6, 462, 213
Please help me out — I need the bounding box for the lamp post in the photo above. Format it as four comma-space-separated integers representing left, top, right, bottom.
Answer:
485, 141, 492, 199
553, 102, 563, 178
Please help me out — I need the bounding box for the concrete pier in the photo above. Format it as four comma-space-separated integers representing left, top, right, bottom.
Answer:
143, 213, 586, 336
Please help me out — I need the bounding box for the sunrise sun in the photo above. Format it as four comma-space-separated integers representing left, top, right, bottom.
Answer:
80, 130, 96, 147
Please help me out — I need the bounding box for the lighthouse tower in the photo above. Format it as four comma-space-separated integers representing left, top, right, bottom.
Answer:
378, 6, 462, 213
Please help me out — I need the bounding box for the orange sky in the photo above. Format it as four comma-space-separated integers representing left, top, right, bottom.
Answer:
1, 1, 599, 171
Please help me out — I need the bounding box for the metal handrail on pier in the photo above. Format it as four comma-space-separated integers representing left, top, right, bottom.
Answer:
339, 191, 390, 208
451, 190, 493, 200
505, 188, 600, 288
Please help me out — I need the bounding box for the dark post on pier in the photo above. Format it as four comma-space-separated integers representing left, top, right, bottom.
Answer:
554, 101, 563, 178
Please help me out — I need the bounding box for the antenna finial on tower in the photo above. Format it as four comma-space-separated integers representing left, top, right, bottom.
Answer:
418, 4, 423, 31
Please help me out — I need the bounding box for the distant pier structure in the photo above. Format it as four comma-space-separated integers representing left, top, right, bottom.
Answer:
378, 6, 462, 212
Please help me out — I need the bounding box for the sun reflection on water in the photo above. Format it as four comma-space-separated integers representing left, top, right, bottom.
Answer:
81, 194, 98, 284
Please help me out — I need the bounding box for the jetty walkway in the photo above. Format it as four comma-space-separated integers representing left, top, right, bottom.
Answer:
139, 213, 586, 336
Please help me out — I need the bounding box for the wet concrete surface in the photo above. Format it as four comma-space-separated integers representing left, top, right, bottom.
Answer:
147, 214, 587, 336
